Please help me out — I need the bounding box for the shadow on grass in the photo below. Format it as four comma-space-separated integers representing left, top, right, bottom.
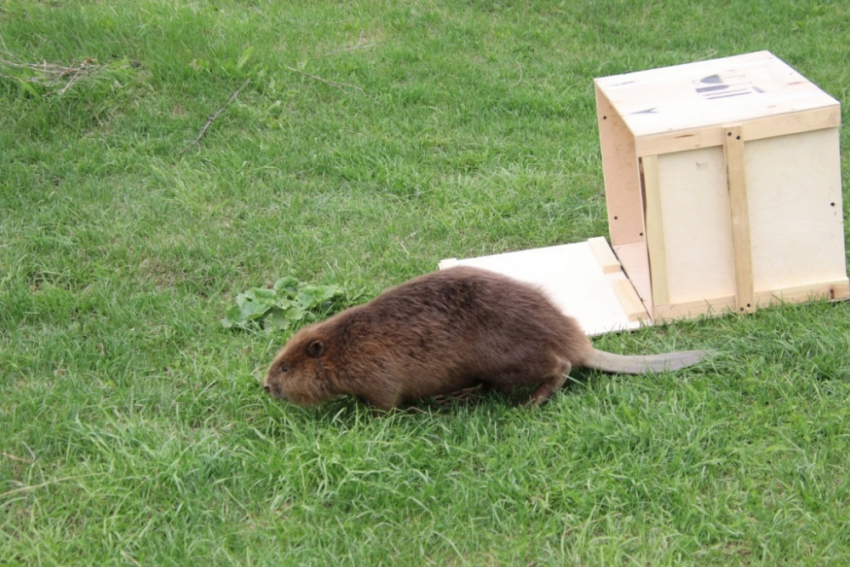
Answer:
255, 372, 606, 434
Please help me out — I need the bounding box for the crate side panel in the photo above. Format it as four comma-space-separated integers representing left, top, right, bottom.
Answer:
746, 128, 847, 292
595, 83, 646, 247
656, 147, 737, 303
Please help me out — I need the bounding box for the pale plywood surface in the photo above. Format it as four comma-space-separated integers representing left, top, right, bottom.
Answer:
745, 128, 847, 292
595, 85, 646, 247
656, 147, 737, 304
594, 51, 839, 143
439, 240, 647, 336
640, 154, 670, 306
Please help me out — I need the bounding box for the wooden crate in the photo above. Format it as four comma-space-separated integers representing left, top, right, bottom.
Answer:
441, 51, 848, 334
595, 50, 848, 321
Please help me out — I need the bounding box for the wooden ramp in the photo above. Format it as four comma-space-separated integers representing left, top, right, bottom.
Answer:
439, 238, 649, 336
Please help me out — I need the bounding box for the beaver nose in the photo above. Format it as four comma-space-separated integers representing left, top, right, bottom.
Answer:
262, 384, 271, 393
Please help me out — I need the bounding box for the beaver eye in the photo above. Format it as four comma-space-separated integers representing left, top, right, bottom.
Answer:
280, 363, 289, 372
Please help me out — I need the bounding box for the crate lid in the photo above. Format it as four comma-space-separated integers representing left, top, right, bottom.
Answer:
594, 51, 839, 141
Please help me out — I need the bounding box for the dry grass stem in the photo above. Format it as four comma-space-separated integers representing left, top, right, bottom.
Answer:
1, 451, 33, 464
285, 65, 374, 100
0, 50, 103, 94
179, 78, 251, 154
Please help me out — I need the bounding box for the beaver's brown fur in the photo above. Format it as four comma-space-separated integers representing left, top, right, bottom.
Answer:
263, 266, 709, 410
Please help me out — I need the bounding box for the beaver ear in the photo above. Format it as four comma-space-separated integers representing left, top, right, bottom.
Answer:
306, 339, 324, 358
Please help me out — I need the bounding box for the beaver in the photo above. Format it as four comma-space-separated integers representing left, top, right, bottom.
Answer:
263, 266, 711, 410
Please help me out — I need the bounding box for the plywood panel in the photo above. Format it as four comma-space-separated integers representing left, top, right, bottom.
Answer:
595, 85, 646, 247
641, 155, 670, 306
745, 128, 847, 292
595, 51, 839, 140
655, 147, 737, 304
439, 241, 648, 336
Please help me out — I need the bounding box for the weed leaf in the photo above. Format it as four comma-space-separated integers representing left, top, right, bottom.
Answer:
222, 277, 354, 331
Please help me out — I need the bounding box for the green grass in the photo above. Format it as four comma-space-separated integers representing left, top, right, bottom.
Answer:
2, 0, 850, 564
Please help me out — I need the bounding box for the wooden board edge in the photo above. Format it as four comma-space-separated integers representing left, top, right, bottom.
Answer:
722, 124, 756, 314
652, 278, 850, 321
595, 84, 646, 247
652, 296, 736, 322
587, 237, 621, 274
612, 278, 652, 322
634, 106, 840, 157
641, 154, 670, 307
756, 278, 850, 305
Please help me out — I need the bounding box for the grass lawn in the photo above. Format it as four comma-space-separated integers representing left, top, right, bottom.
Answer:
3, 0, 850, 565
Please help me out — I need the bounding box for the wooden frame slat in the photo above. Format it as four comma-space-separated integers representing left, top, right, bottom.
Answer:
723, 125, 755, 314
